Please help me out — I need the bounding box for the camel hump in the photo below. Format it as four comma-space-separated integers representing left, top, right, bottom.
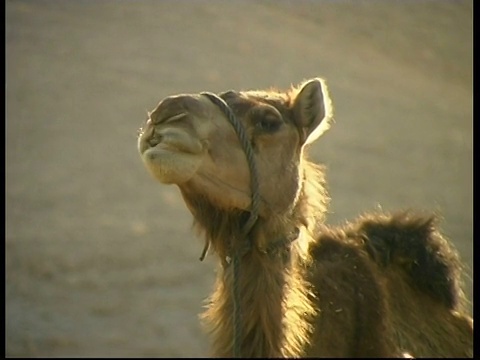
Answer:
356, 211, 464, 310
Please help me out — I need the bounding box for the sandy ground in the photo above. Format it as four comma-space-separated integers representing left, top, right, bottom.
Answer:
6, 0, 472, 357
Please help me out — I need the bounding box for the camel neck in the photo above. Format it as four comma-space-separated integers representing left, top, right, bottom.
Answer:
201, 230, 316, 358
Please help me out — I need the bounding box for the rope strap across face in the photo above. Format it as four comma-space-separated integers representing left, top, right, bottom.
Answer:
200, 92, 262, 358
200, 92, 261, 236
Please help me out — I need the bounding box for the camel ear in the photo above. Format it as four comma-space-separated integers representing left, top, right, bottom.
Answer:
291, 78, 333, 145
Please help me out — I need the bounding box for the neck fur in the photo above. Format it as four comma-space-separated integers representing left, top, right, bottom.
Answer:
181, 160, 328, 357
201, 228, 317, 357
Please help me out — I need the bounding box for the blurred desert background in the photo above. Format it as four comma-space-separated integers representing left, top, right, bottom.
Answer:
6, 0, 472, 357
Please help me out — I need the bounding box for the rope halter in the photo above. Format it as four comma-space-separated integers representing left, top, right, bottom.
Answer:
199, 91, 302, 358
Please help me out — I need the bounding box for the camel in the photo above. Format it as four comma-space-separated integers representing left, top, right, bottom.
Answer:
137, 78, 473, 358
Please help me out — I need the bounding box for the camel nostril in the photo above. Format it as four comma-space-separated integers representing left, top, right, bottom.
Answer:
148, 134, 162, 147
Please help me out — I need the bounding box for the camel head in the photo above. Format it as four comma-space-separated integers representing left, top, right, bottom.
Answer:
138, 78, 333, 219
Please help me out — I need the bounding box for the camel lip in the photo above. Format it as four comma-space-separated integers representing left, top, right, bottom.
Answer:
143, 145, 202, 163
150, 140, 202, 155
139, 119, 204, 156
141, 136, 204, 158
141, 147, 202, 185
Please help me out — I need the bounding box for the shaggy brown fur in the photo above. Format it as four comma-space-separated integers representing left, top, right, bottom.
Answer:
138, 78, 473, 358
186, 167, 473, 358
309, 212, 472, 357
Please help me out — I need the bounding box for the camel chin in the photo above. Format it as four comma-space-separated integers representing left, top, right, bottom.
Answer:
141, 147, 202, 184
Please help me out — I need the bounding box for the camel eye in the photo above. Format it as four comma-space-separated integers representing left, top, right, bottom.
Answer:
255, 114, 283, 134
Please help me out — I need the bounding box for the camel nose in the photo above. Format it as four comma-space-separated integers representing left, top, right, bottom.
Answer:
152, 94, 208, 124
147, 131, 161, 147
